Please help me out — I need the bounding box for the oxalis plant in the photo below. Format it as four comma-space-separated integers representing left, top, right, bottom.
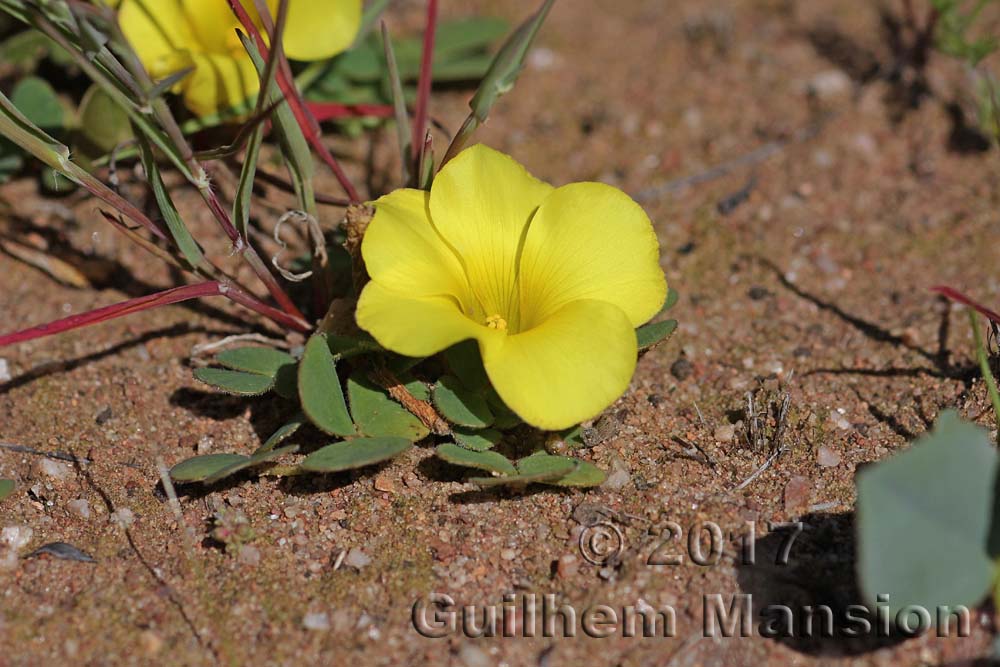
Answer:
855, 297, 1000, 644
0, 0, 677, 493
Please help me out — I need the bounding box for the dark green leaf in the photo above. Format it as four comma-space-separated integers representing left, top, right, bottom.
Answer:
433, 375, 493, 428
11, 76, 63, 131
637, 319, 677, 350
254, 412, 307, 455
299, 436, 411, 473
436, 443, 516, 476
662, 287, 679, 313
857, 411, 998, 619
443, 339, 489, 392
546, 459, 606, 487
170, 454, 249, 483
193, 367, 274, 396
0, 478, 15, 501
203, 445, 299, 484
216, 346, 296, 378
76, 85, 132, 155
298, 334, 354, 436
469, 0, 555, 122
516, 452, 578, 479
348, 373, 429, 441
453, 427, 502, 452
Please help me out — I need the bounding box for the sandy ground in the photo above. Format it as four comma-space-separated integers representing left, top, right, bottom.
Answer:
3, 0, 1000, 665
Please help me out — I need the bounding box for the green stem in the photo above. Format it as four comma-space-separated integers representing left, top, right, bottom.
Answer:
970, 310, 1000, 443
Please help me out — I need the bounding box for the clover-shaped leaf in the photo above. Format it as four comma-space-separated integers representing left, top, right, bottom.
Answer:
299, 334, 354, 437
170, 454, 250, 483
857, 411, 998, 620
299, 437, 411, 473
433, 375, 493, 428
254, 413, 307, 455
348, 372, 429, 441
217, 345, 298, 399
436, 443, 517, 476
453, 427, 502, 452
636, 319, 677, 351
202, 445, 299, 485
193, 368, 275, 396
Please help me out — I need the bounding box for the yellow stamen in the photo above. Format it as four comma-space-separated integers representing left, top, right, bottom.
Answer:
486, 314, 508, 331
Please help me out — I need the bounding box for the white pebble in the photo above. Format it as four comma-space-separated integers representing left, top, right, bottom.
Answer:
0, 359, 9, 383
602, 469, 631, 490
1, 525, 32, 550
34, 458, 72, 481
67, 498, 91, 520
343, 548, 371, 569
110, 508, 135, 528
714, 424, 736, 443
302, 612, 330, 631
817, 446, 842, 468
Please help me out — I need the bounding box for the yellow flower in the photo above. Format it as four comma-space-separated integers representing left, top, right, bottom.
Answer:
356, 145, 667, 430
118, 0, 361, 117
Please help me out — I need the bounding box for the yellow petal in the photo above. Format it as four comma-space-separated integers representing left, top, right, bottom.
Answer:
179, 51, 260, 118
518, 182, 667, 330
119, 0, 197, 77
356, 282, 502, 358
482, 299, 637, 430
362, 189, 478, 315
430, 144, 553, 328
180, 0, 244, 54
276, 0, 361, 61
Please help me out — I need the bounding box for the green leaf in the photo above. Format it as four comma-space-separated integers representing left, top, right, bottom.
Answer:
485, 388, 522, 429
193, 367, 274, 396
348, 372, 429, 441
856, 411, 998, 619
433, 375, 493, 428
0, 30, 52, 71
443, 340, 489, 392
637, 319, 677, 350
216, 347, 296, 378
135, 131, 205, 270
453, 427, 502, 452
435, 443, 516, 476
76, 85, 132, 156
547, 460, 606, 487
516, 452, 578, 479
662, 287, 679, 313
11, 76, 63, 132
254, 412, 307, 455
299, 436, 411, 473
469, 0, 554, 122
170, 454, 249, 483
434, 17, 510, 60
326, 333, 383, 359
0, 478, 15, 501
203, 445, 299, 485
299, 334, 355, 437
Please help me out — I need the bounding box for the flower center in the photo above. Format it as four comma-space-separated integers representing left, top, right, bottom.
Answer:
485, 314, 508, 331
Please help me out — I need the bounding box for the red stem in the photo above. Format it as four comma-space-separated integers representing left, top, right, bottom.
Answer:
305, 102, 394, 122
0, 281, 311, 348
227, 0, 362, 203
931, 286, 1000, 325
412, 0, 438, 163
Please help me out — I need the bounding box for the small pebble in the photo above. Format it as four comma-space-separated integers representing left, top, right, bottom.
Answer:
783, 476, 812, 513
302, 612, 331, 631
713, 424, 736, 443
602, 468, 631, 490
670, 358, 693, 381
343, 548, 371, 569
500, 548, 517, 561
807, 69, 851, 100
817, 446, 841, 468
1, 525, 33, 550
373, 476, 395, 493
110, 508, 135, 528
238, 545, 260, 567
67, 499, 91, 520
95, 407, 113, 425
0, 358, 10, 383
556, 554, 579, 579
457, 643, 491, 667
139, 631, 163, 657
33, 458, 71, 481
